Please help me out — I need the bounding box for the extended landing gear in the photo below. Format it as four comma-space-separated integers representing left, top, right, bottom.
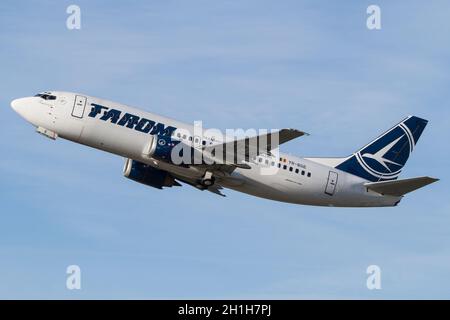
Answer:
199, 171, 215, 188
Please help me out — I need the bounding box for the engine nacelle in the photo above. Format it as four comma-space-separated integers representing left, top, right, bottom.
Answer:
123, 158, 179, 189
147, 134, 183, 163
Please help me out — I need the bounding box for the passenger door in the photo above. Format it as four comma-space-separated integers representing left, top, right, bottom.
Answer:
71, 95, 87, 118
325, 171, 338, 196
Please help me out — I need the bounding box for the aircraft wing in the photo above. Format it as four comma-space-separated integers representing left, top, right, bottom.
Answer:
202, 128, 307, 165
145, 128, 306, 194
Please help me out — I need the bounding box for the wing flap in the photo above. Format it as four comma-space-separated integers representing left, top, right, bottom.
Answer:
364, 176, 439, 196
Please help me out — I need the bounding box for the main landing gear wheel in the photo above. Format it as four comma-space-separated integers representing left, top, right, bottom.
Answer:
202, 178, 215, 187
200, 171, 215, 188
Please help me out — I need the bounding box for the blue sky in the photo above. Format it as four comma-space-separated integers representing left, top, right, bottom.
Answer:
0, 0, 449, 299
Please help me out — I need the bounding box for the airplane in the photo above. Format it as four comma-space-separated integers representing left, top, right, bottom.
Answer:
11, 91, 438, 207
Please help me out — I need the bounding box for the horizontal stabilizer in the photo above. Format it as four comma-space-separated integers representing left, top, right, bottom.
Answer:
364, 176, 439, 196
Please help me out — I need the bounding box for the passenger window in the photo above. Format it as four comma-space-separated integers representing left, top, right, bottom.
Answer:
277, 163, 281, 168
283, 165, 287, 170
295, 169, 299, 174
289, 167, 293, 172
307, 172, 311, 177
271, 161, 275, 166
301, 170, 305, 175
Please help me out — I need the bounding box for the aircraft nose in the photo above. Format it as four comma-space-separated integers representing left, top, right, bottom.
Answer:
10, 97, 39, 124
11, 97, 28, 114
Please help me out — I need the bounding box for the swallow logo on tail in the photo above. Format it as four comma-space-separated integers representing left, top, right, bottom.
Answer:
336, 116, 427, 182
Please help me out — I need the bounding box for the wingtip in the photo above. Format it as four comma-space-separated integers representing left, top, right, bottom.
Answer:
287, 128, 310, 136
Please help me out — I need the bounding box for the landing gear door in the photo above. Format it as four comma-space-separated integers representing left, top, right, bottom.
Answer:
325, 171, 338, 196
72, 95, 87, 118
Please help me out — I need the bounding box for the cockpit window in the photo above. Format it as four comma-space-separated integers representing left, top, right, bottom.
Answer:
34, 93, 57, 100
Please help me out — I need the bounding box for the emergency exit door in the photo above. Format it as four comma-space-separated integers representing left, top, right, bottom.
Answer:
325, 171, 338, 196
72, 95, 87, 118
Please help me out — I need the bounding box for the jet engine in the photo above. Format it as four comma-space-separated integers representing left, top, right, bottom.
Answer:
123, 158, 180, 189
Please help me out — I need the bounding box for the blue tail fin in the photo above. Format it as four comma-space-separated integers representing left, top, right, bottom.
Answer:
335, 116, 428, 182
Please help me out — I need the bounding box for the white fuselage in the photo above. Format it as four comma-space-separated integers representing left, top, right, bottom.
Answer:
11, 91, 402, 207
